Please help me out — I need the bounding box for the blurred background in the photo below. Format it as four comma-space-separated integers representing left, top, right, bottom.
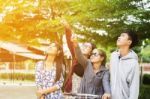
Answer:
0, 0, 150, 99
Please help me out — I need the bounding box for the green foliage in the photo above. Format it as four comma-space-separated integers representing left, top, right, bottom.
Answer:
143, 74, 150, 85
0, 0, 149, 51
139, 74, 150, 99
141, 45, 150, 62
139, 85, 150, 99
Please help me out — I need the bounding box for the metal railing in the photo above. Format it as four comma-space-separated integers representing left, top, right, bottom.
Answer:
64, 92, 101, 99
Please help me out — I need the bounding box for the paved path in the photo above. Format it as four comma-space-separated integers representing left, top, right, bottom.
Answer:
0, 85, 36, 99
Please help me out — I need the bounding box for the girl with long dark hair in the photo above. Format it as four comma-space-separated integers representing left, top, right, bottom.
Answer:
35, 42, 64, 99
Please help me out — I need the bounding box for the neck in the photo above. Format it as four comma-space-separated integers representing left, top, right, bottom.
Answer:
45, 55, 55, 66
83, 54, 89, 59
119, 46, 130, 57
93, 61, 102, 70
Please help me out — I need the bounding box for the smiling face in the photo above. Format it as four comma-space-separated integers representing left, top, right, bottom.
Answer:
90, 49, 105, 64
117, 33, 132, 48
81, 42, 93, 55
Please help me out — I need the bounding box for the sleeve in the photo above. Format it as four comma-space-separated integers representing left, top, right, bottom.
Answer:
54, 74, 64, 90
102, 70, 111, 94
74, 44, 88, 69
129, 62, 139, 99
35, 61, 43, 88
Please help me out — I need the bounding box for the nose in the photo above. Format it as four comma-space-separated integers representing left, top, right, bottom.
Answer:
118, 36, 121, 40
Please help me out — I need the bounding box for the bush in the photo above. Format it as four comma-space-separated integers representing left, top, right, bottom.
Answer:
143, 74, 150, 85
139, 85, 150, 99
142, 57, 150, 63
0, 73, 35, 81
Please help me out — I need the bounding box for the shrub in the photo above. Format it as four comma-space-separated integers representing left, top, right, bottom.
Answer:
143, 74, 150, 85
139, 85, 150, 99
0, 73, 35, 81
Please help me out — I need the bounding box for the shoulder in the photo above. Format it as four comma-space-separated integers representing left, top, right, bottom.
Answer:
131, 60, 139, 70
111, 50, 119, 57
102, 67, 109, 73
129, 50, 139, 67
35, 61, 44, 70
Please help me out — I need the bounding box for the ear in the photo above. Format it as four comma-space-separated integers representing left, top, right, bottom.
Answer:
128, 40, 132, 46
101, 57, 104, 61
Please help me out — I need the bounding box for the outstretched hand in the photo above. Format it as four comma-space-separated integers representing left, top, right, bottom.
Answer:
60, 17, 78, 46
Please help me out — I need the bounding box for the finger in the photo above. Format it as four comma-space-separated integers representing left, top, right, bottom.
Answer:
106, 96, 110, 99
101, 95, 104, 99
103, 96, 107, 99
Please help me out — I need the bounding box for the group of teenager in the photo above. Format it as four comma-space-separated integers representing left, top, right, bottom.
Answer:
35, 19, 139, 99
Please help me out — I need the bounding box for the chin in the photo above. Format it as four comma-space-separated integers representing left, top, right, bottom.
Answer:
116, 42, 119, 45
83, 52, 88, 55
116, 43, 121, 46
90, 60, 95, 62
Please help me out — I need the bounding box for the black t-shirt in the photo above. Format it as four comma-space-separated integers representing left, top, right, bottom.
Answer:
73, 63, 84, 77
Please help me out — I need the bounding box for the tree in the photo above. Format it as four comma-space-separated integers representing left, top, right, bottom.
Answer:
0, 0, 149, 50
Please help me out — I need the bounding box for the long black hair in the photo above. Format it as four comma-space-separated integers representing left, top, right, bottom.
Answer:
45, 42, 64, 82
54, 43, 64, 82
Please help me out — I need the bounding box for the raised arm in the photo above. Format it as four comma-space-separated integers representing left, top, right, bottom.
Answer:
73, 42, 88, 69
62, 19, 75, 58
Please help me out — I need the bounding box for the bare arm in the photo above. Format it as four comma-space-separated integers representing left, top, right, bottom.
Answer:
62, 19, 75, 58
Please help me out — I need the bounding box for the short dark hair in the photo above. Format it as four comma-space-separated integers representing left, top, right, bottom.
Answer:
123, 29, 139, 48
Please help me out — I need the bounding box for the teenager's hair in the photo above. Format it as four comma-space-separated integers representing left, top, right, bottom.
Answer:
98, 49, 107, 66
54, 43, 64, 82
123, 29, 139, 48
45, 42, 64, 82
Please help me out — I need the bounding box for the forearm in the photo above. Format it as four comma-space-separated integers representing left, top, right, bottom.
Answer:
102, 71, 111, 94
41, 85, 59, 95
65, 22, 75, 58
